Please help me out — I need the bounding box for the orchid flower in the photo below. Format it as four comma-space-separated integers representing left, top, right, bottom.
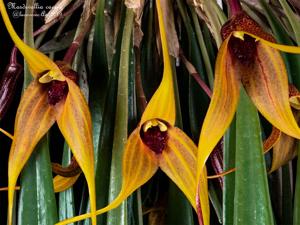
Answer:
196, 11, 300, 225
56, 0, 209, 224
267, 85, 300, 173
0, 1, 96, 225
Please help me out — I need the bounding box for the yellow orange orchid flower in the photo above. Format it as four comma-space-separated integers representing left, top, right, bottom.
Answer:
196, 11, 300, 223
0, 2, 96, 225
56, 0, 209, 225
267, 85, 300, 173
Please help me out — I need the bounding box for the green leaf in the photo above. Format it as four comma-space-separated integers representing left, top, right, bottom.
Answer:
234, 87, 274, 225
278, 0, 300, 45
18, 137, 58, 225
282, 164, 293, 224
106, 8, 134, 225
89, 0, 110, 155
223, 117, 236, 225
260, 0, 300, 87
294, 143, 300, 225
82, 4, 128, 225
166, 183, 194, 225
190, 8, 214, 89
58, 144, 75, 224
38, 29, 76, 54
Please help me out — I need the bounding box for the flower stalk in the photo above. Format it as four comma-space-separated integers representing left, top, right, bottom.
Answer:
227, 0, 242, 17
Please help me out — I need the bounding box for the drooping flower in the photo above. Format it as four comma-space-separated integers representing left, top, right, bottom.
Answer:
0, 2, 96, 225
56, 0, 209, 224
267, 85, 300, 173
196, 10, 300, 223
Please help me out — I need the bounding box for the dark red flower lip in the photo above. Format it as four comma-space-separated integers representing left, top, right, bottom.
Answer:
45, 61, 78, 105
140, 119, 170, 154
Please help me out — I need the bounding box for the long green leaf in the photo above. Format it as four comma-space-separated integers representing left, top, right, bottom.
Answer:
106, 8, 134, 225
282, 164, 293, 224
234, 88, 274, 225
293, 143, 300, 225
58, 144, 75, 224
18, 137, 58, 225
90, 0, 110, 156
223, 118, 236, 225
278, 0, 300, 45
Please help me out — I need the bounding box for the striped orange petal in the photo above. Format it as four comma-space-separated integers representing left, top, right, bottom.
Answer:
56, 78, 97, 225
241, 40, 300, 139
53, 174, 81, 193
56, 120, 205, 225
8, 80, 56, 225
159, 126, 198, 209
55, 127, 158, 225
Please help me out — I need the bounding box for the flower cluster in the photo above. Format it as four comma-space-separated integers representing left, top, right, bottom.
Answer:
1, 0, 300, 225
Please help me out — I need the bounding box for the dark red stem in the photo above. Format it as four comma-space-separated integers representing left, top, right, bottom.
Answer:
227, 0, 243, 17
209, 140, 224, 189
191, 73, 212, 98
63, 4, 94, 64
9, 47, 18, 65
63, 41, 80, 64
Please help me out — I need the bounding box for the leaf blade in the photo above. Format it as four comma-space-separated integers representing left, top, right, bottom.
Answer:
234, 87, 274, 225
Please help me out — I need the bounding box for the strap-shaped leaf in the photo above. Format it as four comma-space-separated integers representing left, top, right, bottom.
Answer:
56, 127, 158, 225
0, 0, 64, 81
242, 42, 300, 139
235, 88, 274, 225
8, 80, 56, 225
56, 78, 96, 225
141, 0, 175, 125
